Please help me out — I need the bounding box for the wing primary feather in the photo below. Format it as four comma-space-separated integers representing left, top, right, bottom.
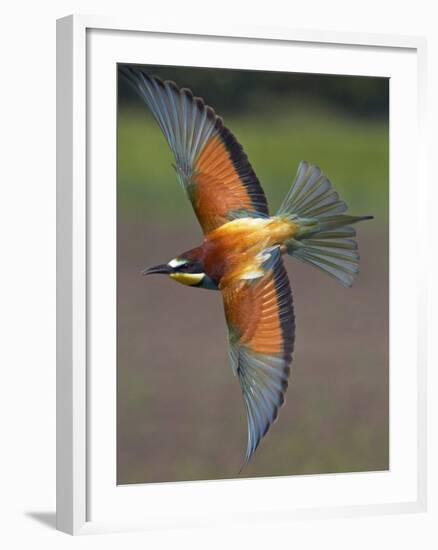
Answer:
119, 65, 269, 233
222, 250, 294, 467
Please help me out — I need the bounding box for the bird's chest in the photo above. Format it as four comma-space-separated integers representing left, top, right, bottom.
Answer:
201, 219, 272, 284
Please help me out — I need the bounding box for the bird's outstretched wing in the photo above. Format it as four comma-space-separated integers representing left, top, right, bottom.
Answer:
120, 66, 269, 234
221, 247, 295, 464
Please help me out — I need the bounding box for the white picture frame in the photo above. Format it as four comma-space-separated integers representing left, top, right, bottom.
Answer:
56, 14, 428, 535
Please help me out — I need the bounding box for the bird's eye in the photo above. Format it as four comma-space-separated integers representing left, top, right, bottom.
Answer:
179, 262, 202, 274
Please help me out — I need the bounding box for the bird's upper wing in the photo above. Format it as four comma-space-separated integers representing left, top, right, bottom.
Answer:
221, 247, 295, 464
121, 67, 269, 234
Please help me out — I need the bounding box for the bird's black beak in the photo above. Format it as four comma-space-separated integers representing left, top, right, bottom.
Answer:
142, 264, 173, 276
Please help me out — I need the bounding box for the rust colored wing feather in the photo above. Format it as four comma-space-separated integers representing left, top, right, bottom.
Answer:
222, 247, 295, 464
120, 66, 269, 234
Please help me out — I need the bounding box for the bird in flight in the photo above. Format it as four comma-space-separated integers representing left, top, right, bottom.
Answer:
121, 67, 373, 467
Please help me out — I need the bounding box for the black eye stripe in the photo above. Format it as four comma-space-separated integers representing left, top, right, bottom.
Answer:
178, 261, 203, 273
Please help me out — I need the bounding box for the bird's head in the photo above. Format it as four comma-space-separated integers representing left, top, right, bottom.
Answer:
143, 254, 218, 290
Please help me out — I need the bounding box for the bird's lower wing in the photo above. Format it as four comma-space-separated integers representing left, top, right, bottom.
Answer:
120, 66, 269, 234
221, 247, 295, 464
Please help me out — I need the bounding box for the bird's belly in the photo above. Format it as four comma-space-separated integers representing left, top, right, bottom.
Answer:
208, 217, 297, 251
203, 217, 298, 283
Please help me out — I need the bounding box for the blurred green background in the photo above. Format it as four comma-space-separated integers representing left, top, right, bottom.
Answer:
117, 65, 389, 484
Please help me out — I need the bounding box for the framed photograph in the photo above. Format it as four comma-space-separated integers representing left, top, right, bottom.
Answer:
56, 15, 427, 535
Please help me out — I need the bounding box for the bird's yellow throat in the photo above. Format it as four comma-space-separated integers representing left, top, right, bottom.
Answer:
170, 272, 204, 287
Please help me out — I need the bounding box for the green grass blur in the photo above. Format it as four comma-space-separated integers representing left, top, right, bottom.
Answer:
118, 104, 388, 224
118, 66, 388, 225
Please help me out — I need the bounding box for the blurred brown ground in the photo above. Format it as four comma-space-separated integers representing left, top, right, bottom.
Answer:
117, 220, 388, 484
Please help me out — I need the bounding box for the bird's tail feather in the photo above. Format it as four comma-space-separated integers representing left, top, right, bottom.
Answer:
277, 161, 373, 287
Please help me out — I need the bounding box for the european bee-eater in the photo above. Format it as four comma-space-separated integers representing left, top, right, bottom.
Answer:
122, 67, 373, 466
